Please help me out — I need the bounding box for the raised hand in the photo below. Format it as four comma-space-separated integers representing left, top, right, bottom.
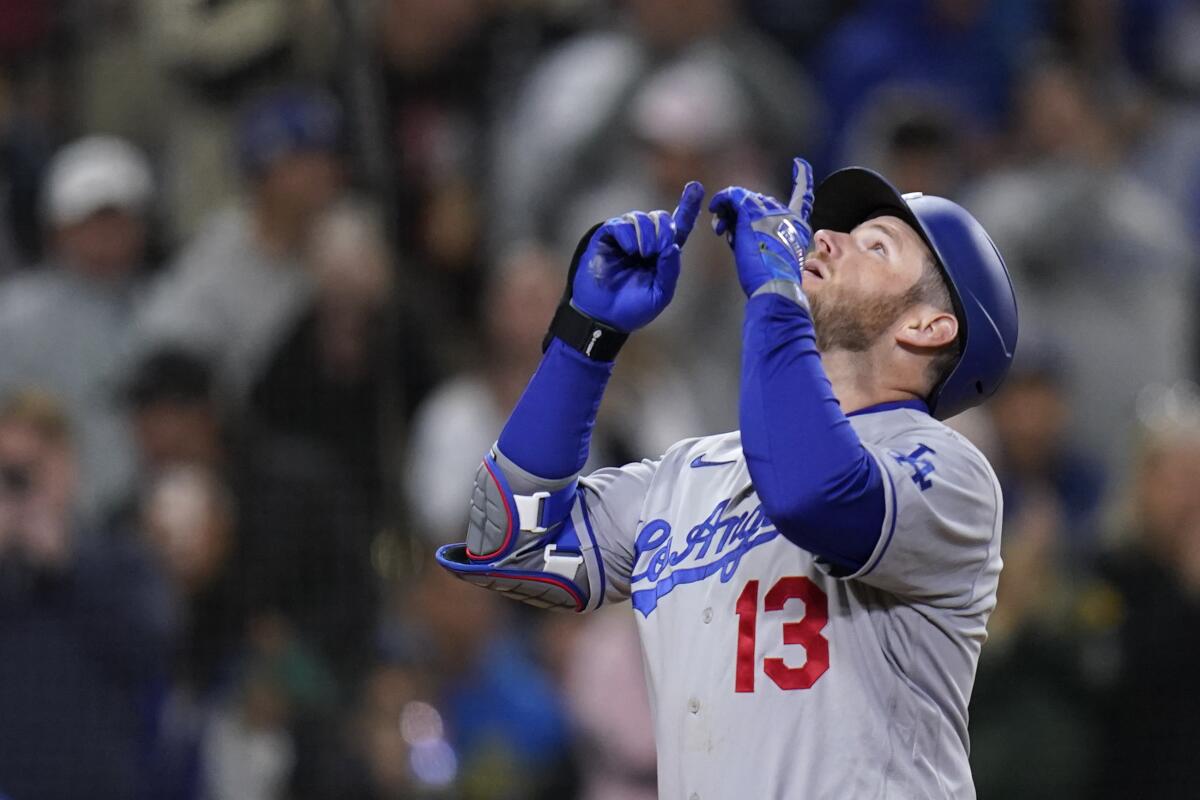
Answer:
571, 181, 705, 333
709, 158, 815, 297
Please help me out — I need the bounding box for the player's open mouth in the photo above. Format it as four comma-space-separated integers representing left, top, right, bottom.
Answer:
803, 264, 826, 280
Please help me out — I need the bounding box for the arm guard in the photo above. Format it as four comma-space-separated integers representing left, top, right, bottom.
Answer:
435, 449, 606, 612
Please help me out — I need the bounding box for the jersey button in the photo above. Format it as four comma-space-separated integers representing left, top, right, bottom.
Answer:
702, 607, 713, 623
687, 697, 701, 714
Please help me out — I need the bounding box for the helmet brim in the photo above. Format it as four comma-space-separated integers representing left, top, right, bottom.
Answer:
810, 167, 933, 261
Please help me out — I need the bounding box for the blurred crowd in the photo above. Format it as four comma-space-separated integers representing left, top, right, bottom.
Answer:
0, 0, 1198, 798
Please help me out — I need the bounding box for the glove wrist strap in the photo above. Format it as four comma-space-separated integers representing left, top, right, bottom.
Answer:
543, 302, 629, 362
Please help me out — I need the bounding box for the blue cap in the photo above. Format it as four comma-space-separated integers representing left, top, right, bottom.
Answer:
237, 87, 343, 177
810, 167, 1018, 420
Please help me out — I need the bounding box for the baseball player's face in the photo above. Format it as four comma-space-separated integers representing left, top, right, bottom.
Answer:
804, 215, 934, 352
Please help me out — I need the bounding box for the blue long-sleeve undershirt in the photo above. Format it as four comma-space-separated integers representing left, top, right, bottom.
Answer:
740, 292, 886, 572
496, 337, 614, 481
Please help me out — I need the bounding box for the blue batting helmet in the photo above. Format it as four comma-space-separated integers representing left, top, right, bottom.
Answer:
809, 167, 1018, 420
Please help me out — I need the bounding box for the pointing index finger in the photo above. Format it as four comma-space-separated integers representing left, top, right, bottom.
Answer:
672, 181, 706, 246
787, 158, 814, 223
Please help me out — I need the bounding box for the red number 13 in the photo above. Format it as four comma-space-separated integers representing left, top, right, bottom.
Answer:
734, 576, 829, 692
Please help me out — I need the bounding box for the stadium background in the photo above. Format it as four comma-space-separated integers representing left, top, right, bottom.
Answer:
0, 0, 1198, 797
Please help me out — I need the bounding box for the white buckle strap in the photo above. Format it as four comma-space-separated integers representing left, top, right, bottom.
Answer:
513, 491, 550, 533
543, 544, 584, 580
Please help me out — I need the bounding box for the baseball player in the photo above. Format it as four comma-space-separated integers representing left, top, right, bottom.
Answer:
438, 158, 1018, 798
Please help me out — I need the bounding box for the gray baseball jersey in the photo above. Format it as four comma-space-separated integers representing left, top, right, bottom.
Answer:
577, 405, 1003, 799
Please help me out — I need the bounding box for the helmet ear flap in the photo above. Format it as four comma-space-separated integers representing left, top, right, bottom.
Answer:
908, 196, 1017, 419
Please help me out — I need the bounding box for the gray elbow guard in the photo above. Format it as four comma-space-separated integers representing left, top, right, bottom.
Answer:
435, 452, 604, 612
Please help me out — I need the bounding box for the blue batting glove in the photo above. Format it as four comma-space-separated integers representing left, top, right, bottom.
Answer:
572, 181, 705, 332
709, 158, 815, 297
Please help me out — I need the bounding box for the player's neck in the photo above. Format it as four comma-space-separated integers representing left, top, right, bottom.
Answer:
821, 347, 923, 415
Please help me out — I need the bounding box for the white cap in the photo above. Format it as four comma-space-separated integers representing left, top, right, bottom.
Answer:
630, 53, 751, 150
42, 136, 154, 227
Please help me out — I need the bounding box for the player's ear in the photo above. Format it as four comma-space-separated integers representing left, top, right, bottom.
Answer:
895, 307, 958, 352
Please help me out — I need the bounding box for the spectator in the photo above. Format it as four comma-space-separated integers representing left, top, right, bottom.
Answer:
140, 0, 339, 240
137, 466, 341, 800
138, 465, 240, 695
1092, 382, 1200, 798
384, 565, 575, 800
842, 91, 970, 198
0, 134, 153, 524
375, 0, 495, 330
196, 612, 339, 800
0, 389, 172, 800
1044, 0, 1142, 95
964, 56, 1195, 473
563, 607, 657, 800
251, 199, 436, 512
134, 88, 346, 405
490, 0, 818, 248
813, 0, 1040, 167
968, 485, 1104, 799
986, 350, 1106, 571
122, 348, 376, 686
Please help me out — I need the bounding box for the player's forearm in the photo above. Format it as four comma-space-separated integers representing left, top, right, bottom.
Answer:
496, 185, 703, 481
495, 337, 614, 482
740, 292, 884, 571
433, 339, 613, 613
437, 191, 700, 610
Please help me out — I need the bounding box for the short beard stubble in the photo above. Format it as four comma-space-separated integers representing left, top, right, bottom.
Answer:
809, 279, 926, 353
